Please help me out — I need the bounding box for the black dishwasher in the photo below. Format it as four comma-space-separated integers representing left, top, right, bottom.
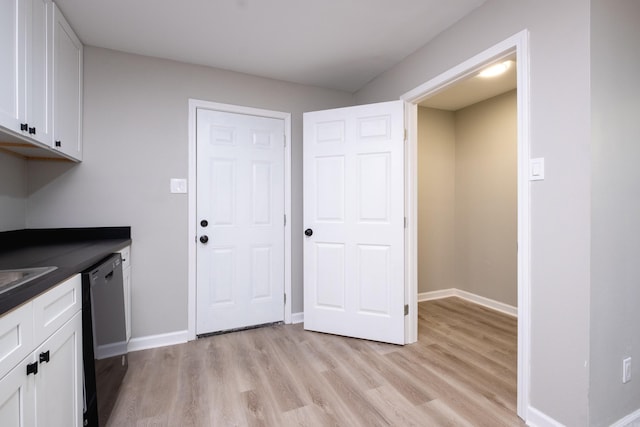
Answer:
82, 253, 128, 427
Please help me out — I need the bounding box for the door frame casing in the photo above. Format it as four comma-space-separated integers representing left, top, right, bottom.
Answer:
187, 99, 292, 340
400, 30, 531, 421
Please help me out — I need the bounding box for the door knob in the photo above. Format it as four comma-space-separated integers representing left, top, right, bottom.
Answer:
304, 229, 313, 237
199, 235, 209, 244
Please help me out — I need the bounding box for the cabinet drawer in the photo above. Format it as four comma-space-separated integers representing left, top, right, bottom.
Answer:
118, 246, 131, 270
0, 302, 34, 380
33, 274, 81, 345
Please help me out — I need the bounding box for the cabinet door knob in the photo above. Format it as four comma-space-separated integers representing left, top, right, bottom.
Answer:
39, 350, 50, 363
26, 361, 38, 376
21, 123, 28, 132
199, 235, 209, 244
28, 126, 36, 135
55, 140, 62, 147
304, 228, 313, 237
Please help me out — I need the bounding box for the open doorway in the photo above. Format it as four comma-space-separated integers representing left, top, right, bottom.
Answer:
402, 30, 531, 421
417, 53, 517, 312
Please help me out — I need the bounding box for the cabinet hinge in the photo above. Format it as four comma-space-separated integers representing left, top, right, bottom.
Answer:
284, 214, 287, 226
284, 293, 287, 305
404, 217, 408, 228
283, 134, 287, 147
404, 128, 408, 141
404, 304, 409, 316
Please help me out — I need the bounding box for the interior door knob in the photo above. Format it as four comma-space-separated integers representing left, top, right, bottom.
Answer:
304, 229, 313, 237
200, 235, 209, 244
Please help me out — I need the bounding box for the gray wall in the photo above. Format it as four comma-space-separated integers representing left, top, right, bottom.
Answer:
0, 154, 27, 231
590, 0, 640, 425
26, 46, 353, 338
356, 1, 591, 424
418, 91, 517, 307
454, 91, 517, 306
417, 107, 456, 294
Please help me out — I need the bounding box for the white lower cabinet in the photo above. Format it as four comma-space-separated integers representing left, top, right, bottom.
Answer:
35, 311, 82, 426
0, 356, 36, 427
0, 275, 82, 427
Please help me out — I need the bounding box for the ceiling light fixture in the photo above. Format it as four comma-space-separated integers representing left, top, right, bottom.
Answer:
478, 60, 513, 78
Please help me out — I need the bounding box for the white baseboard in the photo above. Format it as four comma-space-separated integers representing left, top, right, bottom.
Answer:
96, 340, 128, 360
127, 330, 188, 353
418, 289, 456, 301
525, 406, 565, 427
418, 288, 518, 317
611, 408, 640, 427
291, 312, 304, 324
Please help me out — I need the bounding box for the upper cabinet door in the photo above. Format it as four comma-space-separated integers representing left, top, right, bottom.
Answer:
52, 3, 82, 161
0, 0, 27, 133
0, 0, 53, 145
27, 0, 53, 145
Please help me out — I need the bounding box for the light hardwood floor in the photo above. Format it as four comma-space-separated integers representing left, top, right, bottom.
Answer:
108, 297, 525, 426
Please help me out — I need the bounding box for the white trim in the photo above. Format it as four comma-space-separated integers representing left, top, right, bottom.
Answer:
95, 341, 128, 360
291, 312, 304, 324
187, 100, 293, 341
404, 101, 418, 345
418, 289, 456, 302
525, 406, 565, 427
127, 330, 189, 353
611, 408, 640, 427
418, 289, 518, 317
400, 30, 531, 422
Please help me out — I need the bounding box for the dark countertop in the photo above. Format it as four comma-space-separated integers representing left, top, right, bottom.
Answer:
0, 227, 131, 315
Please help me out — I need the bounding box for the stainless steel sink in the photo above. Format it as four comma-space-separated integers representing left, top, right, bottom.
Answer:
0, 266, 58, 295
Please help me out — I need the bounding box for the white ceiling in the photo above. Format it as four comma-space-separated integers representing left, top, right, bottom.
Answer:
53, 0, 486, 93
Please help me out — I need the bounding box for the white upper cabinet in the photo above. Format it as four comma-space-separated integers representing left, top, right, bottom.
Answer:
51, 2, 82, 161
0, 0, 82, 161
27, 0, 54, 145
0, 0, 25, 133
0, 0, 52, 145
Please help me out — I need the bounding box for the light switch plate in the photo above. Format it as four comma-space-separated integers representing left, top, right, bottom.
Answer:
170, 178, 187, 194
530, 158, 545, 181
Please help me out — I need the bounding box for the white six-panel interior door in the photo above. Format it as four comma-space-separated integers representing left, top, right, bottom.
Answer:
196, 108, 285, 335
303, 100, 405, 345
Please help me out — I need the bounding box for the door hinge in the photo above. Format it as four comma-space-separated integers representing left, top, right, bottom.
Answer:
283, 134, 287, 147
404, 128, 407, 141
404, 217, 408, 228
404, 304, 409, 316
284, 293, 287, 305
284, 214, 287, 226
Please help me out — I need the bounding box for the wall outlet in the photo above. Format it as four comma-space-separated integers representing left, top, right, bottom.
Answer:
623, 357, 632, 383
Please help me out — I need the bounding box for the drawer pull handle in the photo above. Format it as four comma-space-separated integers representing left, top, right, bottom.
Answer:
26, 362, 38, 376
39, 351, 50, 363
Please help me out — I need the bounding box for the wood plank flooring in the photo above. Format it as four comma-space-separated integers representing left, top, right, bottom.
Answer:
107, 297, 525, 426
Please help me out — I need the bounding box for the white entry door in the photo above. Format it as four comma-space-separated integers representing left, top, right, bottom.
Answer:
303, 100, 405, 345
196, 108, 285, 334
